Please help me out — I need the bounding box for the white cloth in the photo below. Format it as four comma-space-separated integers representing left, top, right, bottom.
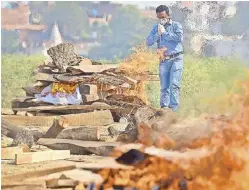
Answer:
158, 24, 166, 35
35, 84, 83, 105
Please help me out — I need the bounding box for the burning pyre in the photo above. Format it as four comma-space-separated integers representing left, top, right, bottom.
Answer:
97, 78, 249, 190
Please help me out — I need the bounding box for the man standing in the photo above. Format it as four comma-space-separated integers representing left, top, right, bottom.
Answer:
146, 5, 184, 111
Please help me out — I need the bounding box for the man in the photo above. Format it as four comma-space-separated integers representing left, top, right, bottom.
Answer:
146, 5, 184, 111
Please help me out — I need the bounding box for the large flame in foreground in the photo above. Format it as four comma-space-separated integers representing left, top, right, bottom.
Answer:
99, 61, 249, 189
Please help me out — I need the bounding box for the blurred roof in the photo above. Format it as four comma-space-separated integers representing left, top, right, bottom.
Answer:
1, 2, 45, 31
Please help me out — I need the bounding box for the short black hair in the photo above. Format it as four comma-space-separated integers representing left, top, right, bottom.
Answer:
156, 5, 170, 15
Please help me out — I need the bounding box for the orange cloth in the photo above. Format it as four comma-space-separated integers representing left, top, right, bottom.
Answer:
51, 82, 78, 95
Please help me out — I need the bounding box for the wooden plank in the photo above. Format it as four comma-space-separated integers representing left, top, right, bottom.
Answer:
82, 94, 99, 103
35, 72, 56, 82
1, 164, 76, 183
2, 146, 24, 160
2, 180, 46, 190
15, 150, 70, 165
38, 138, 121, 148
12, 104, 116, 112
56, 123, 128, 141
37, 138, 121, 155
67, 64, 118, 74
46, 179, 77, 188
2, 110, 114, 127
36, 169, 103, 185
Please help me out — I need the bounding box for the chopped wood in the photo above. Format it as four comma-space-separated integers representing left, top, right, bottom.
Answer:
82, 94, 99, 103
1, 119, 26, 139
56, 126, 101, 141
1, 164, 76, 183
2, 180, 46, 190
12, 98, 50, 109
35, 72, 56, 82
46, 178, 78, 188
22, 86, 44, 96
33, 81, 51, 87
56, 123, 127, 141
2, 110, 114, 127
67, 64, 118, 74
54, 75, 88, 82
12, 104, 116, 112
38, 138, 121, 148
1, 146, 24, 160
15, 150, 70, 165
44, 117, 69, 138
37, 138, 121, 155
1, 108, 14, 115
1, 120, 41, 142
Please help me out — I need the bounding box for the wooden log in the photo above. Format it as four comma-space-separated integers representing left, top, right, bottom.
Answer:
1, 164, 76, 183
2, 110, 114, 127
1, 120, 41, 142
12, 98, 50, 109
2, 146, 24, 159
56, 123, 128, 141
22, 86, 44, 96
37, 138, 121, 156
15, 150, 70, 165
82, 94, 99, 103
67, 64, 118, 74
1, 120, 23, 139
12, 104, 116, 112
2, 180, 46, 190
35, 72, 56, 82
46, 179, 78, 188
44, 117, 69, 138
57, 126, 101, 141
34, 169, 102, 187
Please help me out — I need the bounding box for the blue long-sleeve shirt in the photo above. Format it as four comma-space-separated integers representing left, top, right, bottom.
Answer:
146, 20, 183, 57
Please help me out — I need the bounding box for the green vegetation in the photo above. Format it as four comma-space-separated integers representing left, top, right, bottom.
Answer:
1, 54, 45, 108
2, 54, 247, 119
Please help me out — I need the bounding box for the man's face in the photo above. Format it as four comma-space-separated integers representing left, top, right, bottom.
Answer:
157, 11, 169, 25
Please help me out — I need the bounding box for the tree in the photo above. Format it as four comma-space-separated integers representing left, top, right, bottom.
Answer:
30, 2, 90, 38
89, 5, 154, 60
47, 2, 90, 37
